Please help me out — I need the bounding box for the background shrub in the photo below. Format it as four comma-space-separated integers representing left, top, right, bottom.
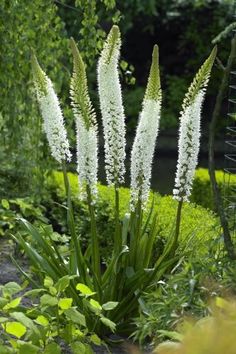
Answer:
43, 171, 220, 261
191, 168, 236, 211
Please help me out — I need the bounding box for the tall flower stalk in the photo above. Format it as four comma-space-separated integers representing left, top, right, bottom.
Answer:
70, 38, 100, 284
130, 45, 162, 211
97, 25, 126, 187
98, 25, 126, 256
31, 54, 86, 282
31, 54, 71, 164
172, 46, 217, 252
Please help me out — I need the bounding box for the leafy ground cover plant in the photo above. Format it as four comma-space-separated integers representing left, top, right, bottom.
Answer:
12, 25, 216, 339
0, 278, 116, 353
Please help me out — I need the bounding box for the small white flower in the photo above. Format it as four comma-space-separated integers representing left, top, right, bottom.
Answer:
32, 55, 71, 163
97, 25, 126, 186
173, 47, 217, 201
130, 45, 162, 210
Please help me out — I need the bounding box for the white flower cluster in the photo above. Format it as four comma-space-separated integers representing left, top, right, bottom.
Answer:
173, 91, 204, 201
75, 118, 98, 199
130, 45, 161, 210
36, 77, 71, 163
130, 99, 161, 209
70, 38, 98, 199
173, 47, 216, 202
97, 26, 126, 186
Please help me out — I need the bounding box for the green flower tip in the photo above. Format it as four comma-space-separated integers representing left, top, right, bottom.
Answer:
183, 46, 217, 108
104, 25, 121, 64
144, 44, 161, 101
70, 37, 85, 77
109, 25, 120, 41
31, 52, 47, 95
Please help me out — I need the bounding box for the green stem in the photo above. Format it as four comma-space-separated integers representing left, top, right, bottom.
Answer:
62, 163, 87, 282
114, 185, 121, 255
171, 200, 183, 256
86, 185, 101, 286
129, 199, 142, 268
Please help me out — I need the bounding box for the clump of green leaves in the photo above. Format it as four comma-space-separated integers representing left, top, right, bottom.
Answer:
0, 277, 118, 353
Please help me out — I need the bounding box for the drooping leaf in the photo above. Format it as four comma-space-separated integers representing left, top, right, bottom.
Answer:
64, 308, 86, 327
102, 301, 119, 311
55, 276, 70, 293
35, 315, 49, 327
76, 283, 95, 296
40, 294, 58, 307
3, 297, 22, 310
90, 334, 102, 345
100, 317, 116, 332
2, 282, 22, 297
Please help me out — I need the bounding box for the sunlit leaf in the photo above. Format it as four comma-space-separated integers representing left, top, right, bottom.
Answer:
58, 298, 73, 310
4, 321, 26, 338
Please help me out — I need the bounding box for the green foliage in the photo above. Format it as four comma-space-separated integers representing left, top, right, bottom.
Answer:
153, 297, 236, 354
191, 168, 236, 210
45, 171, 219, 260
132, 260, 213, 345
0, 0, 68, 197
58, 0, 120, 67
0, 278, 112, 353
0, 197, 48, 237
11, 24, 218, 339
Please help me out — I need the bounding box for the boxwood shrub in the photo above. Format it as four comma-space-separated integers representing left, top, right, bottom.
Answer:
191, 168, 236, 211
44, 171, 220, 261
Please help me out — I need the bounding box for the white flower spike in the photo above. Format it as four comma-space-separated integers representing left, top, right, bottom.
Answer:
130, 45, 162, 210
31, 54, 71, 163
70, 38, 98, 198
173, 47, 217, 202
97, 25, 126, 186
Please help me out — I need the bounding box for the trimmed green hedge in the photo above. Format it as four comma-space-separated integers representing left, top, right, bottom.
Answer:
191, 168, 236, 211
44, 171, 220, 260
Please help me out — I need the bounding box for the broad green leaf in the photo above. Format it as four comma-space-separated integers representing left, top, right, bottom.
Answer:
3, 282, 22, 297
76, 283, 95, 296
55, 276, 70, 292
1, 199, 10, 209
35, 315, 49, 326
10, 312, 35, 329
64, 308, 86, 327
89, 299, 102, 311
44, 276, 54, 288
18, 342, 39, 354
0, 297, 8, 309
71, 342, 86, 354
90, 334, 101, 345
4, 321, 26, 338
40, 294, 58, 307
49, 287, 57, 296
102, 301, 119, 311
44, 342, 61, 354
100, 317, 116, 332
3, 297, 21, 310
58, 298, 73, 310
